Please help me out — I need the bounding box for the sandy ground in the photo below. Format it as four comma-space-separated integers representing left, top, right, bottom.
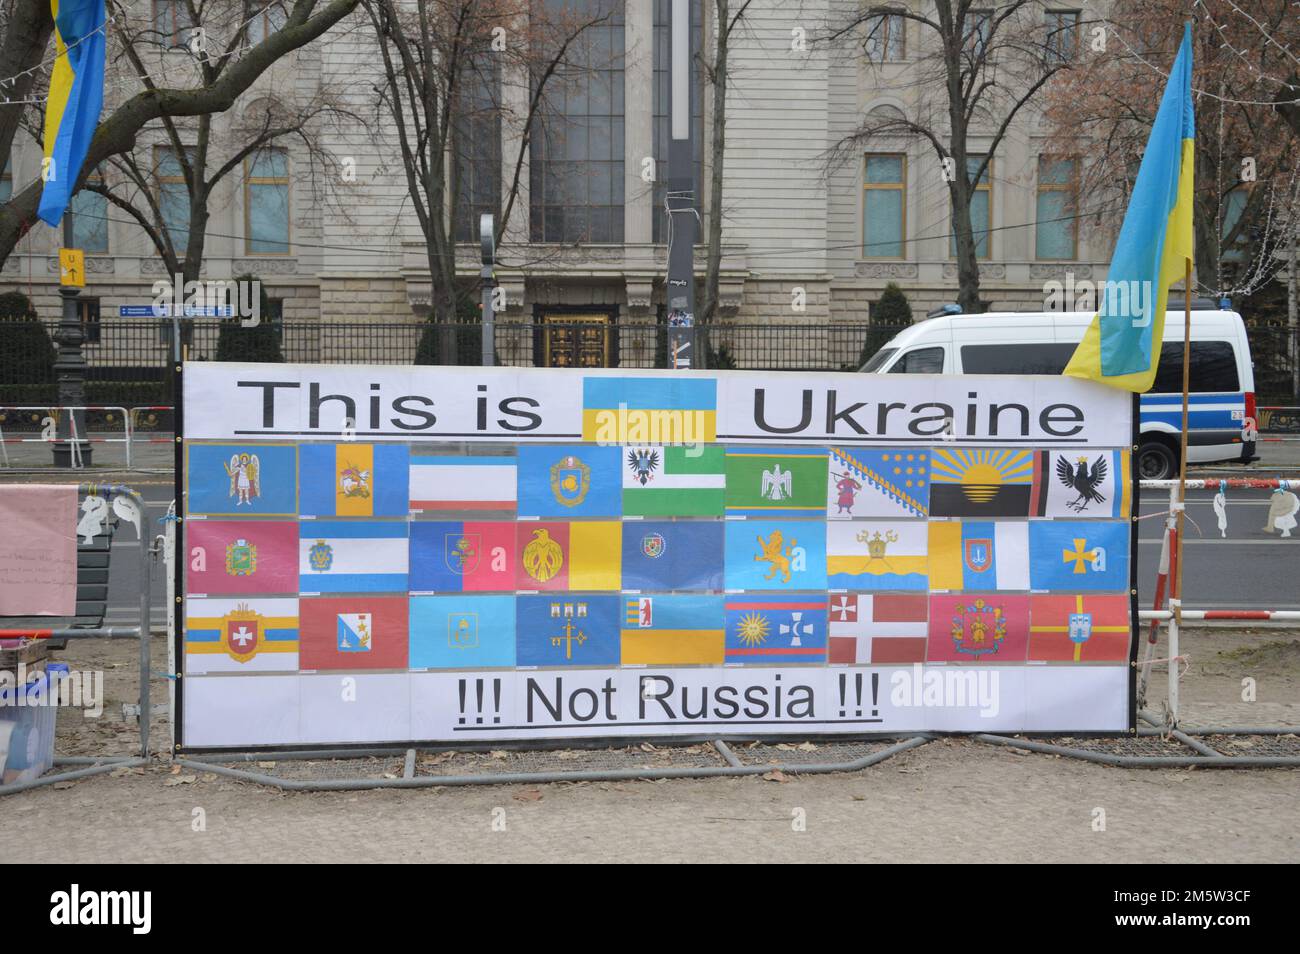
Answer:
3, 627, 1297, 864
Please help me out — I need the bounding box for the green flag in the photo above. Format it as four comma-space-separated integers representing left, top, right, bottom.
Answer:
623, 445, 726, 516
724, 448, 828, 517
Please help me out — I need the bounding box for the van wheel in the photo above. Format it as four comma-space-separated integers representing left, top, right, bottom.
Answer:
1137, 440, 1178, 480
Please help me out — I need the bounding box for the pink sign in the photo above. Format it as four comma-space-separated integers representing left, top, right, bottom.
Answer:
0, 485, 77, 616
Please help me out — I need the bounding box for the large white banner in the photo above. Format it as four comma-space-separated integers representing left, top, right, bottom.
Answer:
178, 363, 1135, 749
183, 364, 1131, 446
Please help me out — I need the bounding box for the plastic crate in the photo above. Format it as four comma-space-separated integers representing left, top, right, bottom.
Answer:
0, 663, 66, 785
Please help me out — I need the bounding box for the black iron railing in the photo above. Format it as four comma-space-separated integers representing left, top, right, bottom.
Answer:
0, 317, 1296, 408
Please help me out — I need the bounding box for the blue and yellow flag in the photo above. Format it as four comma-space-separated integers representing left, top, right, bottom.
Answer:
1064, 24, 1195, 392
38, 0, 107, 226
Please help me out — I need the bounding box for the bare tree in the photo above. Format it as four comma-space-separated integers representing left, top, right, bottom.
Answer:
821, 1, 1074, 312
362, 0, 611, 336
78, 1, 364, 286
1044, 1, 1300, 303
0, 0, 361, 267
697, 0, 751, 328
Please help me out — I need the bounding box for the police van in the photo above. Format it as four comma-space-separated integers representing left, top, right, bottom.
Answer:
860, 305, 1257, 479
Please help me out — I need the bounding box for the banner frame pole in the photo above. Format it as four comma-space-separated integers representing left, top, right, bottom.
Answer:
1169, 258, 1193, 725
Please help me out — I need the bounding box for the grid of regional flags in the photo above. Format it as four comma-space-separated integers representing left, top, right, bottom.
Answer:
182, 439, 1133, 675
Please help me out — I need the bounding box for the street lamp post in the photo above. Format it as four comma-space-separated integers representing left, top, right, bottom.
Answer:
52, 207, 92, 467
665, 0, 698, 369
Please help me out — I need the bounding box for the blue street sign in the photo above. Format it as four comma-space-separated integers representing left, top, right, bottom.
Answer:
118, 304, 234, 317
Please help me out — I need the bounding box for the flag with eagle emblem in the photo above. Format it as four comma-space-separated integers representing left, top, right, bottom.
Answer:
514, 522, 621, 592
622, 445, 725, 516
1033, 449, 1131, 518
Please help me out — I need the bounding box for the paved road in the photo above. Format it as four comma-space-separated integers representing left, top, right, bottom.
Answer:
97, 483, 1300, 631
1136, 485, 1300, 611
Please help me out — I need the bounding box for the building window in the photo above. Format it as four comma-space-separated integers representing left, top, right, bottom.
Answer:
0, 156, 11, 203
863, 154, 906, 258
78, 298, 101, 345
1036, 156, 1077, 259
951, 156, 992, 259
530, 0, 625, 244
155, 146, 192, 252
453, 58, 502, 243
71, 171, 109, 253
864, 10, 906, 62
153, 0, 195, 48
651, 0, 703, 243
247, 0, 287, 45
245, 147, 290, 254
1045, 10, 1080, 62
964, 9, 992, 57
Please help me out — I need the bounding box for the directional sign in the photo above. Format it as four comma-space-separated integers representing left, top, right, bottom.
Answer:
59, 248, 85, 288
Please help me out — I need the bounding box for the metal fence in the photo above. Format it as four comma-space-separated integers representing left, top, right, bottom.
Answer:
1, 317, 1297, 408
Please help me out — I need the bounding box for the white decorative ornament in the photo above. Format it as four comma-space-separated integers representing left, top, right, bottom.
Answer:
112, 494, 142, 540
77, 495, 109, 544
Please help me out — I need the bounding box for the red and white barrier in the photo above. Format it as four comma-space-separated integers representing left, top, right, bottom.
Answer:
1137, 475, 1300, 723
0, 405, 131, 468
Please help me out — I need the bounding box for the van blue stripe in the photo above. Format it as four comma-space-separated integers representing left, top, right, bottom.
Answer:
1142, 410, 1238, 428
1141, 393, 1244, 406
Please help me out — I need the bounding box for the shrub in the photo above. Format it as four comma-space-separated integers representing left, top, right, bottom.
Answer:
0, 291, 57, 396
856, 282, 913, 368
214, 275, 283, 362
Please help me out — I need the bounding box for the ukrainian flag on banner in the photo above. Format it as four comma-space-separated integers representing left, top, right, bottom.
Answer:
299, 443, 409, 517
581, 376, 717, 442
38, 0, 107, 226
1064, 23, 1194, 391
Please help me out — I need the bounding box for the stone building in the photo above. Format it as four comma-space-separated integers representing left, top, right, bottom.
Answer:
0, 0, 1109, 368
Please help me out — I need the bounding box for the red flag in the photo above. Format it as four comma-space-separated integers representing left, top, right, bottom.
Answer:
1029, 594, 1130, 662
186, 520, 297, 595
300, 595, 409, 670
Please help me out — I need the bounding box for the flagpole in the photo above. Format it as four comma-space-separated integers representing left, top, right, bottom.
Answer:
1169, 257, 1193, 724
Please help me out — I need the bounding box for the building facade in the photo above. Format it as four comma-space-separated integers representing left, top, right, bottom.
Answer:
0, 0, 1110, 368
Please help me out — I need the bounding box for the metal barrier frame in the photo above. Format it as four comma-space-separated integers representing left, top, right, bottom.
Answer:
0, 484, 153, 795
0, 406, 133, 469
5, 471, 1299, 795
1137, 477, 1300, 723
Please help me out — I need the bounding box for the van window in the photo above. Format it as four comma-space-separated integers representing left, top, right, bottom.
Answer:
960, 342, 1076, 375
860, 347, 897, 373
888, 346, 945, 373
1153, 341, 1240, 393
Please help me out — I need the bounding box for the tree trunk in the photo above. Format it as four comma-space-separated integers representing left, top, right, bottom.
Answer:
0, 0, 54, 168
948, 174, 982, 313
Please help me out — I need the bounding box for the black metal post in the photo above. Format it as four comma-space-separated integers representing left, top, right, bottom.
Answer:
665, 0, 697, 369
481, 214, 496, 368
52, 209, 92, 467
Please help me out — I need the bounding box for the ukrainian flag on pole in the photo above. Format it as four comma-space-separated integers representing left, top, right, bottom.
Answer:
1064, 23, 1195, 392
37, 0, 107, 226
